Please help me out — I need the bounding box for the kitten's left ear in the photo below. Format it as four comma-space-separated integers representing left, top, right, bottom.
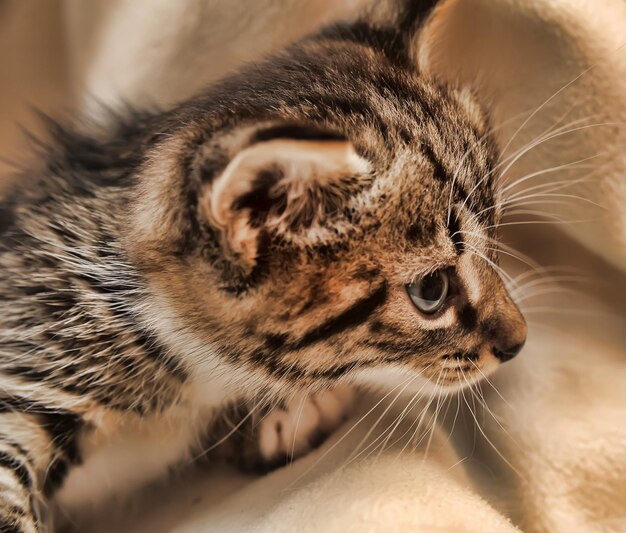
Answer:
413, 0, 498, 95
200, 137, 369, 272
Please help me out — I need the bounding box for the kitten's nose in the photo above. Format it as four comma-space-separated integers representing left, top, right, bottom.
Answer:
486, 290, 527, 364
492, 340, 525, 363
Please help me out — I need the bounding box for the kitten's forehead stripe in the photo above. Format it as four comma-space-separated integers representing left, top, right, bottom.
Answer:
447, 208, 464, 255
420, 144, 449, 183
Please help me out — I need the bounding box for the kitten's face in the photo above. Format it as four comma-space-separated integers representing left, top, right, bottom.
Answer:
237, 153, 526, 394
130, 45, 526, 396
201, 139, 525, 395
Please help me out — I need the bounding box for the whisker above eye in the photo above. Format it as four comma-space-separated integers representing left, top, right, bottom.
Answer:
495, 121, 623, 189
459, 116, 612, 215
477, 190, 606, 221
497, 62, 598, 158
473, 244, 539, 271
513, 286, 587, 304
475, 214, 598, 234
504, 175, 594, 201
451, 229, 542, 270
462, 242, 517, 288
497, 39, 626, 166
499, 153, 603, 196
498, 193, 605, 212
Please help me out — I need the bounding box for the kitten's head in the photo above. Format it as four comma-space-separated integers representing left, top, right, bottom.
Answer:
129, 16, 526, 396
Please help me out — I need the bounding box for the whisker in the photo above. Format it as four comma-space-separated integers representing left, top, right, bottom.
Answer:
396, 370, 442, 457
466, 375, 523, 455
477, 217, 596, 233
343, 371, 423, 464
461, 116, 610, 216
192, 399, 263, 461
408, 369, 446, 455
476, 193, 605, 221
289, 392, 309, 464
459, 373, 523, 478
499, 61, 600, 158
496, 121, 622, 187
504, 175, 594, 202
501, 153, 603, 196
345, 369, 437, 466
284, 373, 416, 489
452, 229, 543, 271
422, 371, 448, 463
462, 243, 517, 288
446, 109, 534, 225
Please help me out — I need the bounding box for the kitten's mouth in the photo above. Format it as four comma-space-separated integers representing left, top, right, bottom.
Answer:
423, 346, 503, 391
436, 367, 486, 391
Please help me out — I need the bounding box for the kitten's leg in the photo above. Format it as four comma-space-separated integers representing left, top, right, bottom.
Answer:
0, 407, 82, 532
210, 386, 355, 471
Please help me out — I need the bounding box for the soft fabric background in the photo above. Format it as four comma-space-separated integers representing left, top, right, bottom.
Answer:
0, 1, 624, 532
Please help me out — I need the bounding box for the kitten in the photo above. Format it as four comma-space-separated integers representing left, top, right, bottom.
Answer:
0, 0, 526, 530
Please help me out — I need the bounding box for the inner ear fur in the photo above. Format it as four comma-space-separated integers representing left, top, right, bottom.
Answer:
200, 138, 369, 272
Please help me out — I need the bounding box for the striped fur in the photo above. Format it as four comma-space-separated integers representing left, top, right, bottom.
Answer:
0, 1, 526, 529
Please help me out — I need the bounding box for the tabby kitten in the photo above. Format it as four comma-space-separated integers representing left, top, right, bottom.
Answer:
0, 0, 526, 530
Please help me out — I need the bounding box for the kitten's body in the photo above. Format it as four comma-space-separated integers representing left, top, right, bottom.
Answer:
0, 1, 526, 530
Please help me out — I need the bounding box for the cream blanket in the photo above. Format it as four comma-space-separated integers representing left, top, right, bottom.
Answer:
61, 1, 626, 531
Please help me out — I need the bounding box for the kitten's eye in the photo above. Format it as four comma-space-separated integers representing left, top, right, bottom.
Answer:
406, 270, 449, 315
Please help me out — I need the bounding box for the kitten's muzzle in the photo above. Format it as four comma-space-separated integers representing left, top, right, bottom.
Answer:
484, 288, 527, 364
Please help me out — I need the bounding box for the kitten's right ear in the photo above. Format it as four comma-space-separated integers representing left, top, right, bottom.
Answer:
411, 0, 502, 97
200, 136, 369, 274
410, 0, 460, 75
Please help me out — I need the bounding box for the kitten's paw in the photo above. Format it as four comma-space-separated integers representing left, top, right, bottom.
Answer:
258, 386, 355, 468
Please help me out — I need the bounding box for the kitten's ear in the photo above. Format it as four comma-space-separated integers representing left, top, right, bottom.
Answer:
200, 137, 369, 272
413, 0, 460, 75
413, 0, 498, 94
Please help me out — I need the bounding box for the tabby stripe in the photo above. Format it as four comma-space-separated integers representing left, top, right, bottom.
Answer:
71, 274, 187, 383
295, 283, 388, 348
447, 208, 464, 254
319, 23, 409, 66
369, 319, 405, 337
312, 95, 393, 150
358, 328, 449, 356
0, 452, 32, 492
0, 395, 83, 466
251, 124, 347, 144
0, 436, 29, 463
255, 344, 420, 382
256, 339, 435, 383
421, 144, 449, 183
0, 395, 82, 496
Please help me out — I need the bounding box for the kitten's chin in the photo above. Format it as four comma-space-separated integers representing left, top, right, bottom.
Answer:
351, 364, 490, 397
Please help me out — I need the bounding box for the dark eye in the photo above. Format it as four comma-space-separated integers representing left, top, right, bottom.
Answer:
406, 270, 449, 314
